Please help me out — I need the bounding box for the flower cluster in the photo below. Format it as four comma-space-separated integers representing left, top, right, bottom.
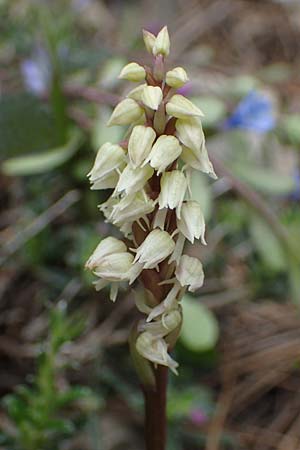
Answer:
86, 26, 216, 374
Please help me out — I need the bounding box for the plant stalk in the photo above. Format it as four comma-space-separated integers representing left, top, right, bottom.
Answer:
143, 365, 168, 450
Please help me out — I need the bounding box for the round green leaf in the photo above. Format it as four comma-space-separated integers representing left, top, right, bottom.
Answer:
180, 295, 219, 352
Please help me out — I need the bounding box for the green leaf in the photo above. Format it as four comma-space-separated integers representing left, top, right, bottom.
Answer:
180, 295, 219, 352
281, 114, 300, 146
2, 129, 83, 176
192, 96, 226, 128
0, 93, 61, 159
232, 162, 297, 195
249, 213, 286, 271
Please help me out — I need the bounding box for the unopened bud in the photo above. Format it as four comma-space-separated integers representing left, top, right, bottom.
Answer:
162, 310, 182, 332
143, 29, 156, 54
175, 254, 204, 292
119, 62, 146, 82
94, 252, 134, 282
166, 94, 204, 119
86, 237, 127, 270
127, 84, 147, 101
114, 164, 154, 196
128, 125, 156, 168
107, 98, 144, 126
141, 86, 163, 110
177, 201, 206, 244
166, 67, 189, 88
145, 135, 182, 174
133, 229, 175, 269
176, 116, 204, 153
153, 26, 170, 57
159, 170, 187, 216
87, 142, 125, 187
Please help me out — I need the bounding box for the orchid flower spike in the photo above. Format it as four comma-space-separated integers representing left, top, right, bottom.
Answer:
85, 26, 216, 376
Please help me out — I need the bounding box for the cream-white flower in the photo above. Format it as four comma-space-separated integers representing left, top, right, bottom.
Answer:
176, 116, 205, 153
177, 201, 206, 244
86, 237, 127, 270
126, 84, 147, 102
87, 142, 125, 186
181, 144, 217, 179
114, 164, 154, 196
119, 62, 146, 82
158, 170, 187, 217
90, 172, 119, 190
136, 332, 178, 374
152, 26, 170, 57
133, 229, 175, 269
93, 252, 133, 281
166, 94, 204, 119
128, 125, 156, 168
166, 67, 189, 88
175, 254, 204, 292
141, 86, 163, 110
107, 98, 144, 126
142, 29, 156, 54
145, 135, 182, 174
105, 192, 155, 230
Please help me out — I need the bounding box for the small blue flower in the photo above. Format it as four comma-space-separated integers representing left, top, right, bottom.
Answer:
223, 90, 276, 133
290, 169, 300, 201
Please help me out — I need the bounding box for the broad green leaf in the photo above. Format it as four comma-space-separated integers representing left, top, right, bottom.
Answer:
281, 114, 300, 147
232, 162, 297, 195
2, 129, 83, 175
180, 295, 219, 352
0, 93, 61, 159
192, 96, 226, 128
249, 213, 286, 271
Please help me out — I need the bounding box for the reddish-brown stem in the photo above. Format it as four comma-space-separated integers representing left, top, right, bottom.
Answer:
143, 365, 168, 450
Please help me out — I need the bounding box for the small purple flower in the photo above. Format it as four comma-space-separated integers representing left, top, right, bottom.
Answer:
223, 90, 276, 133
189, 408, 207, 426
177, 81, 193, 97
21, 48, 50, 95
290, 169, 300, 201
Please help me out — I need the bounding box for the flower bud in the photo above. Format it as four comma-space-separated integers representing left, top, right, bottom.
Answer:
94, 252, 134, 281
166, 67, 189, 88
87, 142, 125, 186
153, 26, 170, 57
107, 98, 144, 126
143, 29, 156, 54
162, 310, 182, 332
145, 135, 182, 174
114, 163, 154, 196
86, 237, 127, 270
181, 145, 217, 179
136, 332, 179, 374
175, 254, 204, 292
158, 170, 187, 217
127, 84, 147, 101
119, 62, 146, 82
177, 201, 206, 244
141, 86, 163, 110
134, 229, 175, 269
176, 116, 204, 153
166, 94, 204, 119
128, 125, 156, 168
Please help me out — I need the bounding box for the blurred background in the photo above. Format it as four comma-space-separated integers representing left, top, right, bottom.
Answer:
1, 0, 300, 449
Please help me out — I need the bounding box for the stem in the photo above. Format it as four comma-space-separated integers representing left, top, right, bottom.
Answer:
143, 365, 168, 450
